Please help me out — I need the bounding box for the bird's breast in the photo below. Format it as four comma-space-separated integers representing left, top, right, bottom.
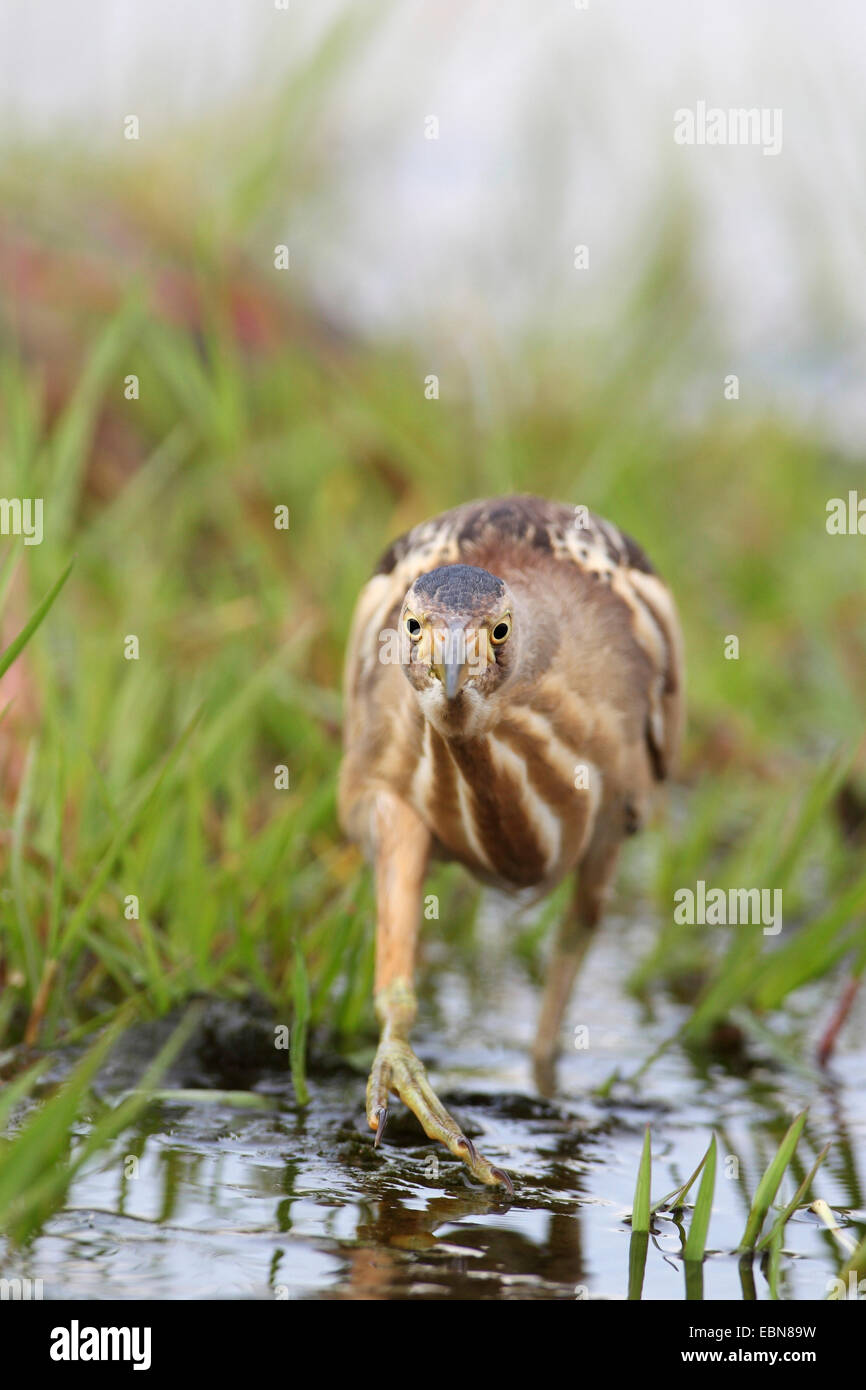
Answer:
409, 708, 600, 890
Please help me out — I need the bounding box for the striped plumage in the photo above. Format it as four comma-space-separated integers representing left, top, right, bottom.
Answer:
340, 495, 683, 894
339, 495, 684, 1190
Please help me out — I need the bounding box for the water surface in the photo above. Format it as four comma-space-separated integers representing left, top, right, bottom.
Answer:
6, 916, 865, 1300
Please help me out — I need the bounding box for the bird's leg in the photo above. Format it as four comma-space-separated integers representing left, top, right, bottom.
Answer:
533, 835, 621, 1096
365, 790, 512, 1191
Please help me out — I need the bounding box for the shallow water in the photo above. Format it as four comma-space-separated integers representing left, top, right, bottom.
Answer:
5, 917, 865, 1301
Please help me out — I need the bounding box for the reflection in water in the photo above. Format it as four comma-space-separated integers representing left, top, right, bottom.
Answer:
343, 1186, 587, 1301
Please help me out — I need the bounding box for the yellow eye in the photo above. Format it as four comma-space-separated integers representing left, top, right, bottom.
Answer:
405, 613, 422, 639
490, 615, 511, 645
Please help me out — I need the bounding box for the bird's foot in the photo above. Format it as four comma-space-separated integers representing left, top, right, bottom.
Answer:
366, 1034, 513, 1193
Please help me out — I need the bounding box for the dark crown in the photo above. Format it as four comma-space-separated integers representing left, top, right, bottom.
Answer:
413, 564, 505, 610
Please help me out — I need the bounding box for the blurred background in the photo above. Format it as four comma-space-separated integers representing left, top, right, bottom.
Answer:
0, 0, 864, 1299
4, 0, 866, 438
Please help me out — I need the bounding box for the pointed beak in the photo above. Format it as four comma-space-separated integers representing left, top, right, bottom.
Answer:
443, 658, 465, 701
432, 623, 470, 700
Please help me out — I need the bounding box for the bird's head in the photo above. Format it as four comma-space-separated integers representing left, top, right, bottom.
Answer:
399, 564, 517, 737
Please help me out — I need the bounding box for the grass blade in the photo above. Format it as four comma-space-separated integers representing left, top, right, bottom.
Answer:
0, 1004, 203, 1242
739, 1110, 807, 1249
628, 1123, 652, 1297
0, 1010, 133, 1229
631, 1126, 652, 1233
756, 1142, 831, 1251
122, 1089, 276, 1110
0, 1058, 50, 1131
684, 1133, 717, 1261
0, 560, 73, 680
652, 1133, 716, 1215
291, 942, 310, 1106
58, 707, 203, 956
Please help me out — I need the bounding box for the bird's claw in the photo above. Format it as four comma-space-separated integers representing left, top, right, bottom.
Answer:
456, 1134, 478, 1165
366, 1035, 512, 1192
373, 1104, 389, 1148
490, 1166, 514, 1196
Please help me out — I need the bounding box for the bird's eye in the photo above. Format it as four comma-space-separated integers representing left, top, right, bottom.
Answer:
405, 614, 422, 639
490, 617, 511, 644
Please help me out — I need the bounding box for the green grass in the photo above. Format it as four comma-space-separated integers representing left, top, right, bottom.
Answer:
631, 1127, 653, 1233
739, 1110, 809, 1250
683, 1135, 717, 1262
0, 1005, 201, 1243
633, 1120, 838, 1298
628, 1127, 653, 1299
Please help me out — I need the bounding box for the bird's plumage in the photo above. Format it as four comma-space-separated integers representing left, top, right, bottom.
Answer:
339, 495, 684, 897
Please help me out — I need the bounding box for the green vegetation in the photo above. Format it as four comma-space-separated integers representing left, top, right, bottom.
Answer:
630, 1120, 841, 1299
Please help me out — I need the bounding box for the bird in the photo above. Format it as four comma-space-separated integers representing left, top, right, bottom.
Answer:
338, 495, 684, 1190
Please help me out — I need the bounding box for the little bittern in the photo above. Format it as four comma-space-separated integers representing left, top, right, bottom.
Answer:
339, 496, 684, 1190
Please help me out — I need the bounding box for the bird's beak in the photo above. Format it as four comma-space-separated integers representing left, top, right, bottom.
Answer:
442, 657, 466, 701
432, 623, 471, 700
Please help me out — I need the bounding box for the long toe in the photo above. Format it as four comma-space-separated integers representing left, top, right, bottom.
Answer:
367, 1038, 512, 1192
